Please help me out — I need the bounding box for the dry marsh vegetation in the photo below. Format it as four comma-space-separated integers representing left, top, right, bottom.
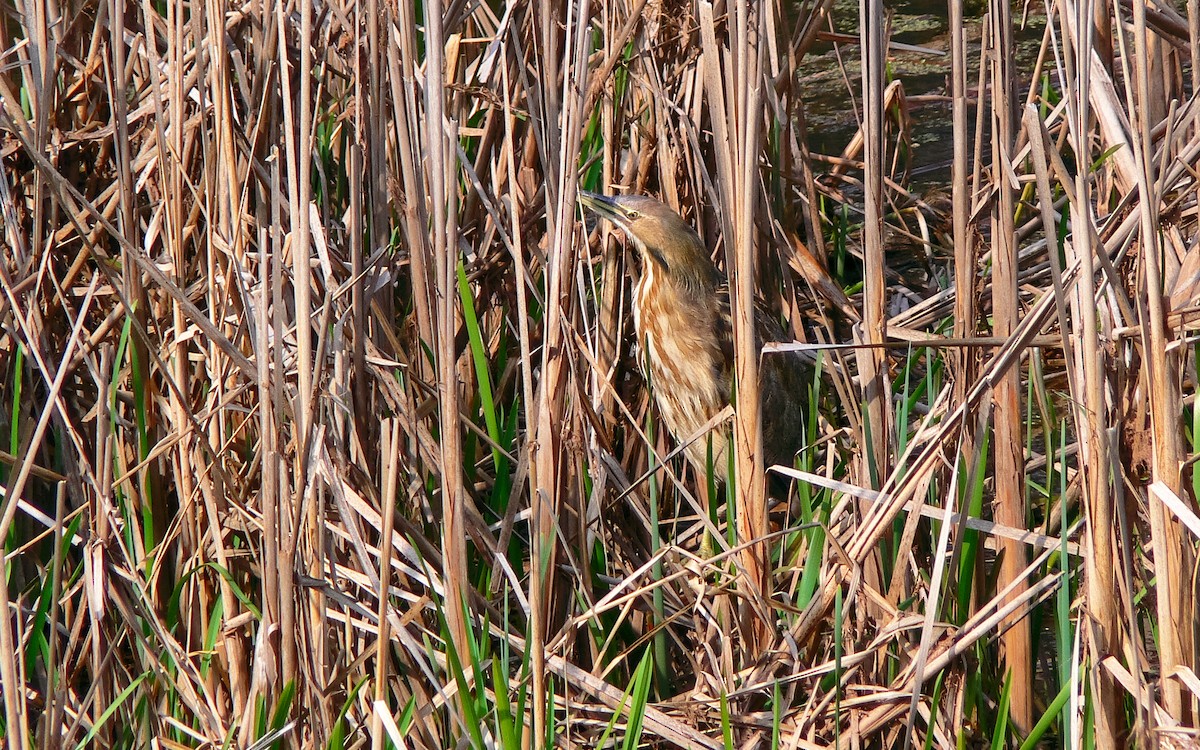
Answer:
1, 0, 1199, 746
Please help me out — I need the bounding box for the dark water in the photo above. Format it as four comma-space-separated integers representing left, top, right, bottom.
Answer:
797, 0, 1048, 187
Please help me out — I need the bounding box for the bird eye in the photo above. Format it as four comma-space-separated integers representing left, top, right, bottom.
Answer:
627, 211, 640, 220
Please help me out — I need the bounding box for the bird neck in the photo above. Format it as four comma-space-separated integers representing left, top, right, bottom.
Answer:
646, 250, 719, 300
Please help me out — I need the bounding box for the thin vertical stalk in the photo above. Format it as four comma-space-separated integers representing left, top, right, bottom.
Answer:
366, 0, 388, 337
91, 347, 114, 745
948, 0, 978, 642
110, 0, 164, 576
274, 0, 300, 686
158, 0, 204, 710
0, 555, 21, 745
1094, 0, 1114, 69
582, 2, 621, 603
1063, 0, 1121, 739
295, 0, 327, 715
294, 0, 313, 455
949, 0, 973, 408
244, 153, 282, 745
500, 53, 540, 750
350, 17, 368, 437
859, 0, 890, 488
25, 0, 50, 287
698, 0, 769, 640
204, 0, 252, 714
735, 0, 769, 618
1129, 0, 1192, 721
371, 420, 401, 750
529, 2, 560, 739
989, 0, 1033, 731
390, 2, 435, 351
422, 0, 471, 710
269, 151, 295, 697
1023, 106, 1081, 424
531, 1, 593, 741
42, 481, 66, 748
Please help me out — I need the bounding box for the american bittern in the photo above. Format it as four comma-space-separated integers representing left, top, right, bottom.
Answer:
580, 191, 809, 483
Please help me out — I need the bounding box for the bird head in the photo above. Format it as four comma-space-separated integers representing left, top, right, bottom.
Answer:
579, 191, 718, 295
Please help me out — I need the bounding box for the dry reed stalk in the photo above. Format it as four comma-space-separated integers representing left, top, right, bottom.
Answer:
1023, 106, 1081, 432
528, 2, 594, 741
1189, 0, 1200, 95
697, 0, 771, 643
732, 0, 770, 624
1061, 0, 1123, 741
206, 0, 255, 713
948, 0, 977, 663
859, 0, 891, 493
1127, 0, 1195, 723
987, 0, 1034, 729
420, 0, 472, 717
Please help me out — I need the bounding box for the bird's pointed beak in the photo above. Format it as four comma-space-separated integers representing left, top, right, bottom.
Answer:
578, 190, 624, 223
